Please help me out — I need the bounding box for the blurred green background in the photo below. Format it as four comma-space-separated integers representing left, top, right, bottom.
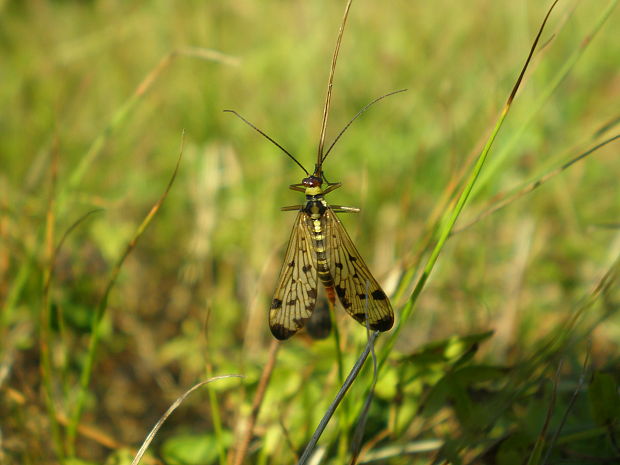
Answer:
1, 0, 619, 463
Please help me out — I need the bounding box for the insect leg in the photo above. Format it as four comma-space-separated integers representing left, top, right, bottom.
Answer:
330, 205, 360, 213
281, 205, 303, 211
322, 182, 342, 194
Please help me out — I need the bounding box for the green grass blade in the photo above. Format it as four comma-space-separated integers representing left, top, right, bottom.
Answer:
379, 0, 561, 368
472, 0, 619, 199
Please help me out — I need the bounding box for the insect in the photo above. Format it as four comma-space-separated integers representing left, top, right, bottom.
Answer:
305, 297, 332, 340
226, 0, 398, 340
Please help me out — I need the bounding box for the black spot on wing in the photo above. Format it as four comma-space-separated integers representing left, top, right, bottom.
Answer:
371, 314, 394, 331
335, 285, 346, 299
271, 299, 283, 309
351, 312, 394, 332
371, 289, 387, 300
270, 324, 296, 340
335, 285, 351, 308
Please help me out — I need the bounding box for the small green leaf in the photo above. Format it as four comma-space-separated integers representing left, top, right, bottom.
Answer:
104, 448, 135, 465
63, 459, 100, 465
588, 372, 620, 426
162, 433, 231, 465
496, 433, 531, 465
400, 331, 494, 366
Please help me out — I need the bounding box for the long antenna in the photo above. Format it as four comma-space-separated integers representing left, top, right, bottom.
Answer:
316, 0, 354, 172
224, 109, 309, 175
322, 89, 408, 164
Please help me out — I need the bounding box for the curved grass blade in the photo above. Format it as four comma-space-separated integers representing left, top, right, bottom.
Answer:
67, 133, 185, 452
131, 374, 243, 465
379, 0, 562, 369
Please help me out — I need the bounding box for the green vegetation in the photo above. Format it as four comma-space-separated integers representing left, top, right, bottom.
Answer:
1, 0, 619, 464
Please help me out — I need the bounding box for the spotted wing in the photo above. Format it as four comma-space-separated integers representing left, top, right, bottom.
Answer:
269, 212, 318, 340
324, 208, 393, 332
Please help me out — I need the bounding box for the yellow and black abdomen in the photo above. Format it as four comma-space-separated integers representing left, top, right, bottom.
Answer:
303, 198, 336, 303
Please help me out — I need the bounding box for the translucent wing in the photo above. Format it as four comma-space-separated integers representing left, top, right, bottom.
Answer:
304, 297, 332, 340
269, 212, 319, 340
324, 208, 393, 331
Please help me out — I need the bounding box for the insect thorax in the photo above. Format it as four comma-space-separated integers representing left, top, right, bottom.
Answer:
302, 196, 327, 219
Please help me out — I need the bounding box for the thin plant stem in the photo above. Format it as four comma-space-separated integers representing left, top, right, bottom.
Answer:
39, 139, 63, 459
203, 306, 227, 465
233, 339, 280, 465
329, 299, 351, 463
298, 331, 379, 465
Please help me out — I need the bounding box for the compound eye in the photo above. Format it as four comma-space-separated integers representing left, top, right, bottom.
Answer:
302, 176, 322, 188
